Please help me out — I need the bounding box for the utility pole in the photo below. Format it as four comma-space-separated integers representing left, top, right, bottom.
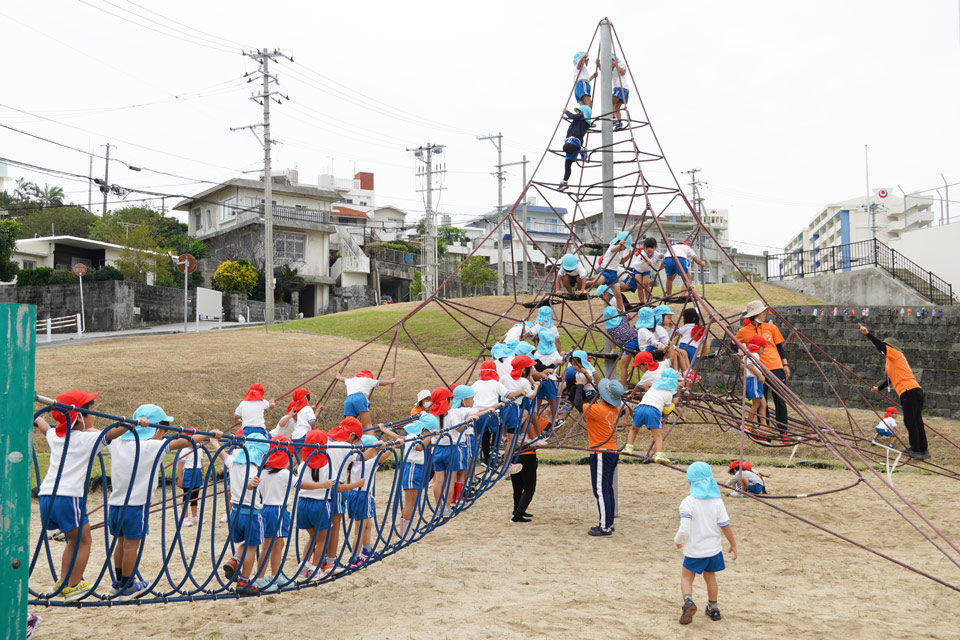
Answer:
408, 143, 446, 300
865, 144, 876, 240
478, 133, 504, 295
501, 157, 531, 293
683, 168, 707, 286
100, 143, 111, 215
942, 173, 950, 224
235, 48, 292, 327
87, 153, 93, 212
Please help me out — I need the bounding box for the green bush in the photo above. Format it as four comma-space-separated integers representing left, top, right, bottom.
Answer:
17, 267, 78, 286
86, 265, 124, 282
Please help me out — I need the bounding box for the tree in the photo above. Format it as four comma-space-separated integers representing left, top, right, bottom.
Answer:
212, 258, 258, 296
90, 206, 187, 248
0, 219, 21, 282
458, 255, 497, 295
29, 183, 65, 206
166, 234, 208, 259
14, 178, 37, 202
410, 270, 423, 299
114, 225, 170, 284
413, 220, 470, 256
13, 206, 97, 239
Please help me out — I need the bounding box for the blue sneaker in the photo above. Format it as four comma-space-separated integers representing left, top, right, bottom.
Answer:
117, 579, 149, 601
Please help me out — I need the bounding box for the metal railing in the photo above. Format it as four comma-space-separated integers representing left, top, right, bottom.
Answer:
366, 246, 415, 266
767, 238, 954, 305
35, 314, 83, 342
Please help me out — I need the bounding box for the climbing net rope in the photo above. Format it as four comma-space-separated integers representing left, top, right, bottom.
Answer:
29, 18, 960, 606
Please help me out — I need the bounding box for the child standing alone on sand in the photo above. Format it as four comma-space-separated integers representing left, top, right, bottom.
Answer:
675, 461, 738, 625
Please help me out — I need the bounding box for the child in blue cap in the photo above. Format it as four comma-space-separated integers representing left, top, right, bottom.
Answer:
675, 461, 738, 624
533, 329, 563, 431
400, 413, 439, 541
624, 368, 678, 463
555, 253, 588, 294
558, 105, 592, 192
572, 50, 596, 108
107, 405, 222, 600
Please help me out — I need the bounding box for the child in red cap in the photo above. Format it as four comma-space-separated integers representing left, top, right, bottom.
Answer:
470, 361, 512, 466
336, 370, 396, 431
742, 336, 768, 435
233, 383, 276, 440
256, 436, 297, 591
318, 417, 366, 573
35, 389, 105, 601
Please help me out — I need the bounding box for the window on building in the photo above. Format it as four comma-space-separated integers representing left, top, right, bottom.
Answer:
275, 231, 306, 261
22, 259, 36, 270
71, 257, 92, 268
244, 196, 263, 210
205, 208, 213, 228
192, 206, 202, 230
219, 196, 237, 221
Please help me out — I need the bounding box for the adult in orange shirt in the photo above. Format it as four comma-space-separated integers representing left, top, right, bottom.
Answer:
734, 300, 790, 438
859, 324, 929, 459
573, 378, 624, 537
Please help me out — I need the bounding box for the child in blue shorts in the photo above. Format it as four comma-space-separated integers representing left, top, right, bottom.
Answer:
675, 461, 738, 624
107, 404, 220, 600
35, 389, 105, 602
572, 50, 597, 107
624, 368, 678, 464
399, 414, 439, 541
586, 232, 632, 312
663, 242, 707, 297
336, 369, 396, 432
233, 383, 276, 440
610, 54, 629, 130
293, 429, 346, 582
742, 337, 768, 434
346, 434, 394, 567
255, 435, 297, 590
559, 105, 591, 192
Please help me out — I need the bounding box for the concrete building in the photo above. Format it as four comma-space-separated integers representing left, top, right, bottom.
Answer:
460, 199, 570, 269
889, 220, 960, 295
783, 190, 935, 255
568, 208, 766, 283
12, 235, 161, 283
174, 171, 371, 317
320, 171, 409, 245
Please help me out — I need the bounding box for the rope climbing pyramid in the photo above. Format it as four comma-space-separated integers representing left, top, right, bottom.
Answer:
28, 18, 960, 611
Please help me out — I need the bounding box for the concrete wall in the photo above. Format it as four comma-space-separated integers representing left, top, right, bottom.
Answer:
889, 221, 960, 293
697, 305, 960, 418
768, 267, 931, 306
326, 285, 378, 313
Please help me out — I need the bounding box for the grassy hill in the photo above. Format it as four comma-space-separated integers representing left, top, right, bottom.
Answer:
275, 283, 822, 359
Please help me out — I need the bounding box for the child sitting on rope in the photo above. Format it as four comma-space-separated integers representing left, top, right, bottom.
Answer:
629, 237, 663, 303
663, 242, 707, 297
726, 459, 768, 497
675, 308, 705, 369
655, 305, 691, 380
573, 378, 624, 536
624, 368, 678, 463
741, 336, 768, 436
336, 370, 397, 432
107, 405, 221, 601
35, 389, 106, 602
675, 461, 738, 625
234, 383, 276, 440
558, 105, 591, 192
555, 253, 589, 294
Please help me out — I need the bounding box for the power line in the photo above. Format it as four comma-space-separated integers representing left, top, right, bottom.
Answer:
123, 0, 255, 50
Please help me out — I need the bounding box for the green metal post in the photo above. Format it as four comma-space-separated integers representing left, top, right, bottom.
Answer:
2, 303, 36, 637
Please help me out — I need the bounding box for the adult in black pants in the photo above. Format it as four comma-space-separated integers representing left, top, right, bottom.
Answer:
859, 324, 929, 458
511, 448, 538, 522
735, 301, 790, 439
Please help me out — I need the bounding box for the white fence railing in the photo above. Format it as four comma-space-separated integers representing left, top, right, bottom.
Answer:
35, 314, 83, 343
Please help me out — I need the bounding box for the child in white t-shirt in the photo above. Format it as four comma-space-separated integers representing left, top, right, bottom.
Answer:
35, 389, 109, 602
269, 388, 319, 458
471, 361, 511, 466
233, 383, 276, 440
674, 462, 737, 625
726, 459, 768, 497
346, 435, 395, 567
663, 242, 708, 297
107, 404, 220, 600
254, 435, 297, 591
874, 406, 903, 445
446, 385, 502, 509
629, 237, 663, 303
625, 368, 678, 463
336, 369, 396, 431
741, 338, 767, 433
399, 414, 439, 541
586, 232, 632, 313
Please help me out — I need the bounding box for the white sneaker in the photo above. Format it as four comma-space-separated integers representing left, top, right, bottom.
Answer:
506, 463, 523, 475
192, 516, 201, 526
183, 517, 195, 528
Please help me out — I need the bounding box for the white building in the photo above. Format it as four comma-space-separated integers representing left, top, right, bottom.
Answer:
321, 171, 409, 244
458, 199, 570, 269
783, 190, 935, 254
12, 236, 160, 283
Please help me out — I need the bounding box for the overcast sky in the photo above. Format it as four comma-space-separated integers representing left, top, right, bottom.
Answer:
2, 0, 958, 254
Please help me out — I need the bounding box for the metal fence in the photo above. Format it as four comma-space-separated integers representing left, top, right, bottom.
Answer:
766, 238, 954, 305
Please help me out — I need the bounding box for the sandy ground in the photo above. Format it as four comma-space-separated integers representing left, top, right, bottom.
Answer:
28, 463, 960, 639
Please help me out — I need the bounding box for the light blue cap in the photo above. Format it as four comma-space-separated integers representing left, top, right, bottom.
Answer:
504, 339, 520, 356
687, 461, 721, 499
513, 342, 535, 356
571, 350, 593, 370
654, 305, 674, 327
652, 367, 679, 392
537, 306, 554, 328
635, 307, 655, 329
406, 412, 439, 435
612, 231, 632, 250
491, 343, 511, 360
573, 51, 586, 66
121, 403, 174, 440
536, 329, 556, 356
234, 432, 270, 466
602, 305, 621, 330
561, 254, 579, 271
451, 384, 475, 409
576, 104, 592, 123
597, 284, 609, 297
361, 434, 378, 447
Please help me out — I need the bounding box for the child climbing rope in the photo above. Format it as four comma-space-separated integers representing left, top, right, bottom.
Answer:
558, 105, 591, 192
663, 242, 707, 297
629, 237, 662, 303
336, 370, 397, 431
572, 50, 596, 108
624, 368, 678, 463
675, 461, 738, 625
555, 253, 589, 294
585, 232, 632, 312
610, 53, 629, 130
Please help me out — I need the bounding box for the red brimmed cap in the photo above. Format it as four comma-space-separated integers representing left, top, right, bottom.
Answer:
52, 389, 99, 437
287, 388, 310, 414
428, 387, 454, 415
884, 406, 899, 417
304, 429, 329, 469
632, 351, 656, 368
729, 459, 753, 471
265, 436, 295, 469
479, 360, 499, 380
355, 369, 374, 379
510, 355, 535, 380
244, 383, 265, 401
749, 335, 768, 348
328, 416, 363, 441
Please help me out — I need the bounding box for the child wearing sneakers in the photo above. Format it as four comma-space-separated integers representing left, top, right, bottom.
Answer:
448, 385, 503, 507
233, 383, 276, 441
663, 242, 707, 297
176, 442, 210, 528
675, 461, 738, 625
555, 253, 589, 294
107, 404, 221, 600
742, 336, 768, 431
35, 389, 107, 601
610, 54, 629, 130
336, 370, 397, 431
256, 435, 297, 591
346, 435, 394, 567
630, 237, 663, 303
400, 413, 439, 541
294, 429, 337, 582
218, 431, 271, 594
559, 105, 591, 192
624, 368, 679, 463
321, 417, 367, 572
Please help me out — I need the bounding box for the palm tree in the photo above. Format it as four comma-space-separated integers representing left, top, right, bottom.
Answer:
14, 178, 37, 202
31, 183, 65, 206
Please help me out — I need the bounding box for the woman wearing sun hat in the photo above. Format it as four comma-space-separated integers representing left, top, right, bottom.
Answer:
735, 300, 790, 439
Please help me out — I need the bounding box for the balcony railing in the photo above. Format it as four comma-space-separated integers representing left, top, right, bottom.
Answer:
767, 238, 954, 305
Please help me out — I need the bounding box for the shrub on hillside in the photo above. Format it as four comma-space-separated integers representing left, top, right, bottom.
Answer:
212, 259, 257, 295
16, 267, 77, 286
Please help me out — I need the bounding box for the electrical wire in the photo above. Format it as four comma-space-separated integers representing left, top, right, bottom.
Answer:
123, 0, 255, 50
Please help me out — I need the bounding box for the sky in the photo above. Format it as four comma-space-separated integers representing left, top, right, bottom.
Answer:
1, 0, 958, 255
